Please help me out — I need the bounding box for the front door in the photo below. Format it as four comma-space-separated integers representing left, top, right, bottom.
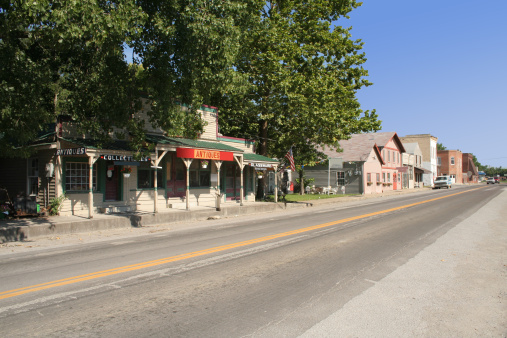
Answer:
223, 162, 240, 200
166, 154, 186, 198
105, 164, 120, 201
393, 172, 398, 190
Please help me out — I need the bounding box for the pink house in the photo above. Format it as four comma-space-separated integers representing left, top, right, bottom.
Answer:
312, 132, 406, 194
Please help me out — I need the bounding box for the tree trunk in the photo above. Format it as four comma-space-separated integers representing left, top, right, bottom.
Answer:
256, 120, 268, 200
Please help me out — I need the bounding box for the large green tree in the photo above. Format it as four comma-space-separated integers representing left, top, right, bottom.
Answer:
1, 0, 251, 157
214, 0, 381, 163
0, 0, 147, 157
132, 0, 252, 138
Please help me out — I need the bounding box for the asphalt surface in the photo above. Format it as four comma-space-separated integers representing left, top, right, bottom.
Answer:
301, 186, 507, 337
0, 185, 505, 337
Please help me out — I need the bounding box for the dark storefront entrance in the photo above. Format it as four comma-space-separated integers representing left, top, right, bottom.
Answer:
105, 163, 120, 201
166, 154, 186, 198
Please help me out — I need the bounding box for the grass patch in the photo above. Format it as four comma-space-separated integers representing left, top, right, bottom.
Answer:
265, 193, 359, 202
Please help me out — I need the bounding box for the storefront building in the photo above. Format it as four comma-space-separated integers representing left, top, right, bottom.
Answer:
0, 105, 279, 217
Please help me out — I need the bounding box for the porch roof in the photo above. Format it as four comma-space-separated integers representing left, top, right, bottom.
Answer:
145, 134, 243, 152
243, 153, 278, 163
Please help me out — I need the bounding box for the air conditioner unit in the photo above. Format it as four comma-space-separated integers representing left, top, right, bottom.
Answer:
45, 163, 54, 177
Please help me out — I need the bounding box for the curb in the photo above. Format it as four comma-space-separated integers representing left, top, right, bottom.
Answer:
0, 202, 311, 242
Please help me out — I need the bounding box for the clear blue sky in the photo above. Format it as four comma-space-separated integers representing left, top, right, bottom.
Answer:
342, 0, 507, 168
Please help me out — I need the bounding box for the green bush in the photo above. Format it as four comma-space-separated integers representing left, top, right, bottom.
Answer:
48, 194, 66, 216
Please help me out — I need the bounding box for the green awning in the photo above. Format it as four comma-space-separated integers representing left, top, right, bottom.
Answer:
146, 134, 243, 152
243, 153, 278, 163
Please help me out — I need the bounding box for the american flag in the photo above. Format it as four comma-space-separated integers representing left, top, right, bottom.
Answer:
285, 148, 296, 172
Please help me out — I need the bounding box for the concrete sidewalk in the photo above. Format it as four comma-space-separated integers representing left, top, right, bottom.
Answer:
0, 188, 430, 243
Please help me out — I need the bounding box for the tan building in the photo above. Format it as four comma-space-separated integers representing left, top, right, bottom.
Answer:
399, 134, 438, 187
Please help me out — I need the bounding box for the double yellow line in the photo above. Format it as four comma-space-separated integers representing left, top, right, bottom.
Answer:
0, 187, 482, 300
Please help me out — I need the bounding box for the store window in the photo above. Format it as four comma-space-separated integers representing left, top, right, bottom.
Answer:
376, 173, 380, 182
367, 173, 371, 182
383, 172, 386, 182
28, 158, 39, 196
337, 172, 345, 186
387, 173, 391, 182
65, 162, 97, 192
138, 162, 163, 189
189, 160, 210, 188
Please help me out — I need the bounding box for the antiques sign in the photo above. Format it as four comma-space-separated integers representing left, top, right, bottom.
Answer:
56, 147, 86, 156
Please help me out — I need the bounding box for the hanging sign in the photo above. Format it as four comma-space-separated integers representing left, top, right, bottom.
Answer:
56, 147, 86, 156
249, 163, 272, 168
176, 148, 234, 161
100, 154, 151, 162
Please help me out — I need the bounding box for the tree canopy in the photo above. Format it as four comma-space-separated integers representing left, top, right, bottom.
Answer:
1, 0, 380, 163
214, 0, 381, 165
0, 0, 147, 157
437, 143, 447, 150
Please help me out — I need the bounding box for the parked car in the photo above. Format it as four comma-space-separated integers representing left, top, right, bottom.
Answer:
433, 176, 452, 189
494, 177, 500, 184
487, 177, 495, 184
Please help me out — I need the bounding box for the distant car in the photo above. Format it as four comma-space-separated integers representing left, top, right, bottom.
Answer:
494, 177, 500, 184
433, 176, 452, 189
487, 177, 495, 184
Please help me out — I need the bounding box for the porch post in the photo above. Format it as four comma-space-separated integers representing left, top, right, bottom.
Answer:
273, 165, 278, 203
234, 155, 244, 206
88, 155, 93, 219
214, 160, 223, 210
183, 158, 193, 211
151, 149, 167, 214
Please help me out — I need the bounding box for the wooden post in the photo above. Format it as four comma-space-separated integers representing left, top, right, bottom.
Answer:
214, 160, 223, 210
273, 165, 278, 203
183, 158, 193, 210
234, 156, 244, 206
88, 155, 94, 219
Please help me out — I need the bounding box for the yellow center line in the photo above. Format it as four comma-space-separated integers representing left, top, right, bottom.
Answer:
0, 187, 484, 300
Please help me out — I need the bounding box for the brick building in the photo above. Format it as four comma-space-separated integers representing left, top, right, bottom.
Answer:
462, 153, 479, 184
437, 150, 463, 184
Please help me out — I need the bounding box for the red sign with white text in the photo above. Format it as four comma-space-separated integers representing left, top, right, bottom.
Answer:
176, 148, 234, 161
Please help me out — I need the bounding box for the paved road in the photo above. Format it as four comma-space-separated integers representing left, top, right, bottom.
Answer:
0, 185, 505, 337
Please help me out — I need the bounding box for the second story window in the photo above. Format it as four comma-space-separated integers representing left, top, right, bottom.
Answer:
438, 157, 441, 165
451, 157, 455, 165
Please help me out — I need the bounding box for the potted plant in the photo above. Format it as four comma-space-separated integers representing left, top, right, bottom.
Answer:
256, 171, 264, 179
121, 167, 132, 178
201, 160, 209, 168
367, 181, 373, 186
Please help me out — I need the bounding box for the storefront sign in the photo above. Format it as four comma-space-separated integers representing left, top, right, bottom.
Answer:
176, 148, 234, 161
249, 162, 272, 168
56, 147, 86, 156
100, 154, 151, 162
